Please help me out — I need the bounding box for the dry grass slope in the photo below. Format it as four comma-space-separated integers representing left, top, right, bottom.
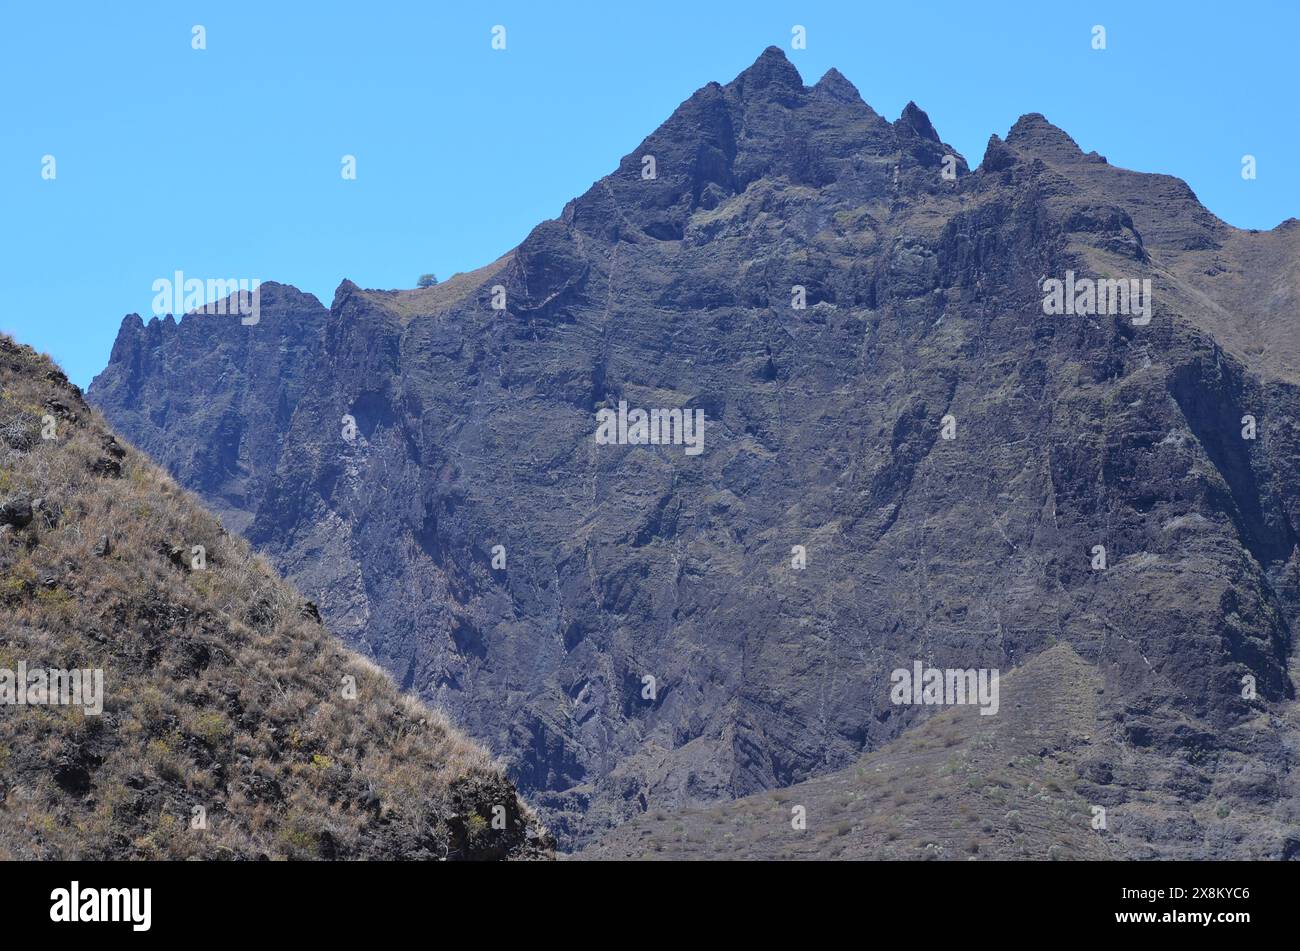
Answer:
360, 255, 514, 324
0, 334, 552, 860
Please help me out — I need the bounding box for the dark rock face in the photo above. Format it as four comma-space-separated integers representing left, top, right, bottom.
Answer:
91, 48, 1300, 856
0, 498, 33, 528
90, 283, 329, 534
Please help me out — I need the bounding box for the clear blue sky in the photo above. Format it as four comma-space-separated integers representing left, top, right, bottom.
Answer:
2, 1, 1295, 388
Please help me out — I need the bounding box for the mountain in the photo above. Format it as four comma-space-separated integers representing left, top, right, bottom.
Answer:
0, 334, 552, 859
90, 47, 1300, 856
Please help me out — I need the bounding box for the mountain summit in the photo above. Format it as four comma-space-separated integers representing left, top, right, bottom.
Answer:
90, 50, 1300, 856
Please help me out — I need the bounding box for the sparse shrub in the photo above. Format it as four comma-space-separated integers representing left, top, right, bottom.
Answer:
276, 824, 318, 858
191, 711, 231, 747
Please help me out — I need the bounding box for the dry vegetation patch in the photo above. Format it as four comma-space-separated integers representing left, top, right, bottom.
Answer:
0, 335, 551, 860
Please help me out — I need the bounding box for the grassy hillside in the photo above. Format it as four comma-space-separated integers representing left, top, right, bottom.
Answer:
0, 334, 551, 860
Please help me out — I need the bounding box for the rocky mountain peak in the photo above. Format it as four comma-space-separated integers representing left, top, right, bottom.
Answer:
811, 67, 864, 105
896, 100, 941, 142
727, 45, 805, 97
980, 132, 1017, 172
1005, 112, 1086, 160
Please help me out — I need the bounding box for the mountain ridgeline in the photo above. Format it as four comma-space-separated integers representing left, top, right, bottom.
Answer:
90, 48, 1300, 857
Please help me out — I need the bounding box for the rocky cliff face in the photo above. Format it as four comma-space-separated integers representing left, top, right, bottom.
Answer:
95, 282, 329, 536
90, 48, 1300, 856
